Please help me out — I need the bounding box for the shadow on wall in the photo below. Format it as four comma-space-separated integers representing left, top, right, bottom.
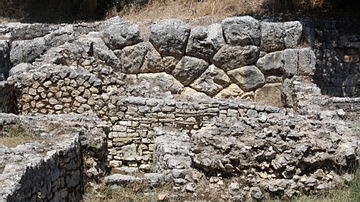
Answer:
0, 0, 112, 23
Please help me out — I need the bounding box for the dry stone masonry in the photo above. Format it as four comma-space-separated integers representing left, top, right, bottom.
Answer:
0, 15, 359, 201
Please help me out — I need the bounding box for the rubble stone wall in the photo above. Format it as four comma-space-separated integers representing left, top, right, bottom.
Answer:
313, 19, 360, 97
0, 114, 108, 202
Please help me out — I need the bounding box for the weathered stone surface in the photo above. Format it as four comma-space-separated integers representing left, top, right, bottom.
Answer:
190, 65, 231, 96
102, 16, 143, 50
181, 87, 209, 99
186, 23, 225, 59
211, 45, 260, 71
298, 48, 316, 76
222, 16, 261, 45
172, 56, 209, 86
215, 83, 244, 98
227, 66, 266, 91
261, 22, 285, 52
149, 19, 190, 56
77, 32, 121, 68
256, 51, 284, 74
44, 25, 75, 48
163, 56, 181, 74
10, 38, 46, 65
137, 73, 184, 94
9, 63, 32, 76
5, 23, 50, 41
281, 78, 295, 108
121, 42, 164, 74
283, 49, 299, 77
255, 83, 283, 107
284, 21, 303, 48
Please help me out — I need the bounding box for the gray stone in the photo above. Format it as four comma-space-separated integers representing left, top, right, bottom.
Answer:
77, 33, 121, 68
9, 63, 33, 76
298, 48, 316, 76
222, 16, 261, 45
44, 25, 75, 48
143, 173, 166, 187
215, 83, 244, 98
211, 45, 260, 71
102, 16, 143, 50
7, 23, 50, 41
250, 186, 263, 200
190, 65, 231, 96
149, 19, 190, 56
284, 21, 303, 48
256, 51, 284, 74
227, 66, 265, 91
10, 37, 46, 65
121, 42, 163, 74
104, 174, 137, 185
283, 49, 299, 77
137, 72, 184, 94
261, 22, 285, 52
172, 56, 209, 86
186, 23, 225, 59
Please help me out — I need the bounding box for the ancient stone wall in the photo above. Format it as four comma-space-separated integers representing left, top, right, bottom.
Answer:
0, 114, 108, 202
313, 19, 360, 97
0, 16, 359, 201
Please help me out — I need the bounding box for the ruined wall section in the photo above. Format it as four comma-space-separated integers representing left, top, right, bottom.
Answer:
313, 19, 360, 97
0, 114, 108, 202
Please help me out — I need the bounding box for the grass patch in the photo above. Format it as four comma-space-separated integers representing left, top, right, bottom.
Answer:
0, 122, 43, 148
82, 181, 173, 202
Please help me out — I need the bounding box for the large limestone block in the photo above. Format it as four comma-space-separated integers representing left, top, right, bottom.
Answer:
172, 56, 209, 86
256, 51, 284, 74
283, 49, 299, 77
137, 72, 184, 94
255, 83, 283, 107
163, 56, 181, 74
44, 25, 75, 48
77, 32, 121, 68
181, 87, 209, 99
227, 66, 265, 91
121, 42, 163, 74
102, 16, 143, 50
190, 65, 231, 96
222, 16, 261, 45
261, 22, 285, 52
298, 48, 316, 76
214, 83, 244, 98
211, 45, 260, 71
186, 23, 225, 59
149, 19, 190, 56
284, 21, 303, 48
10, 37, 46, 65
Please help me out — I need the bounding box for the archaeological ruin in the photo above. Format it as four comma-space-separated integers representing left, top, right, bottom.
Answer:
0, 15, 360, 201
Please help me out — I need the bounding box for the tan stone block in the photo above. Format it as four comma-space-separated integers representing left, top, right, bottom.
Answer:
28, 88, 37, 96
35, 102, 45, 108
83, 89, 91, 98
31, 81, 40, 89
255, 83, 282, 107
49, 98, 59, 105
43, 81, 52, 88
22, 94, 33, 102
